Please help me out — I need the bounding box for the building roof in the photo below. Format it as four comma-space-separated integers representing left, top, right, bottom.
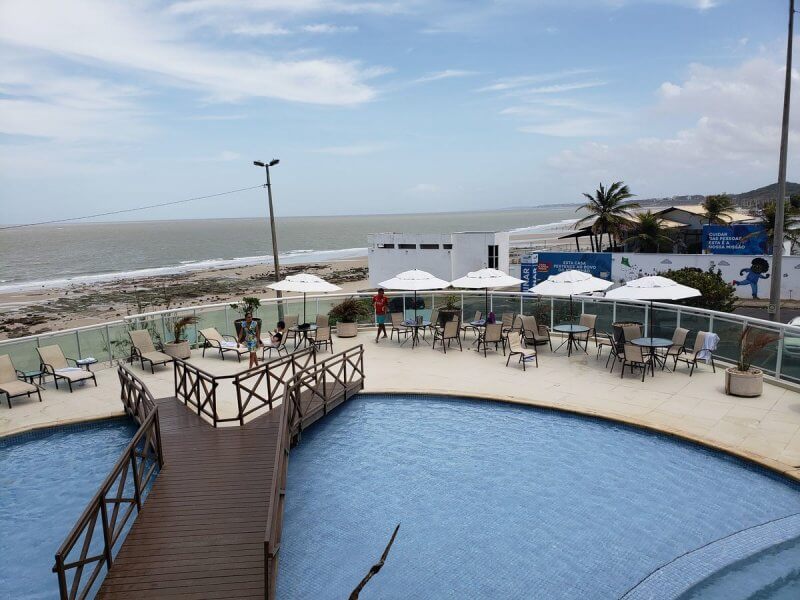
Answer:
654, 205, 755, 223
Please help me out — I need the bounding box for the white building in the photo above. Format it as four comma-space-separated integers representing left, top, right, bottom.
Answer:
367, 231, 510, 286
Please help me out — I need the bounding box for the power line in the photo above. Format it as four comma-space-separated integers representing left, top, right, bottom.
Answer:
0, 184, 266, 231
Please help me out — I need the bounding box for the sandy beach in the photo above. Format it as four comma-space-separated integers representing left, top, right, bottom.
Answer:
0, 259, 369, 339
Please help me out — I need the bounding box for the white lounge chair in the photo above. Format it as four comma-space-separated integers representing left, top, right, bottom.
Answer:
0, 354, 42, 408
198, 328, 249, 361
129, 330, 173, 373
36, 344, 97, 392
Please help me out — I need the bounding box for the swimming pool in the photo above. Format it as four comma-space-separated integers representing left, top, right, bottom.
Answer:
0, 418, 137, 600
277, 394, 800, 599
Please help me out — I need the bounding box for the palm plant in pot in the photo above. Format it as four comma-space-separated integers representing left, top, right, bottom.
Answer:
165, 315, 199, 359
725, 326, 778, 397
438, 294, 461, 327
230, 296, 262, 336
328, 297, 371, 338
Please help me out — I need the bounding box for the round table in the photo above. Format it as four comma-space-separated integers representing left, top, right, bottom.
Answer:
552, 324, 590, 357
402, 320, 432, 349
631, 337, 673, 372
290, 324, 318, 349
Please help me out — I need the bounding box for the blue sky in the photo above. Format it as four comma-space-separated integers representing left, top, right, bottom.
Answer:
0, 0, 798, 223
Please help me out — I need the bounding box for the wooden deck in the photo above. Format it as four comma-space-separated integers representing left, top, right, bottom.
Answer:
97, 398, 281, 599
95, 359, 365, 598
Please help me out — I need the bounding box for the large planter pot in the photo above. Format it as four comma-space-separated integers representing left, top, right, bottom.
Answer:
725, 367, 763, 397
336, 322, 358, 338
164, 340, 191, 360
438, 309, 460, 327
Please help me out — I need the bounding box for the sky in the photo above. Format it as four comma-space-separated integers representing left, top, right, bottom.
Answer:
0, 0, 799, 223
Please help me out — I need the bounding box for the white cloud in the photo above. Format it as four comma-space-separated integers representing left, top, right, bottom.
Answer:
0, 0, 383, 106
301, 23, 359, 33
169, 0, 407, 17
414, 69, 479, 84
546, 55, 798, 195
476, 69, 596, 93
521, 118, 614, 138
312, 143, 386, 156
231, 22, 291, 36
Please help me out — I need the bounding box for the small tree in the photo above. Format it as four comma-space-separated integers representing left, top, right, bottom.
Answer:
660, 267, 737, 312
575, 181, 640, 250
623, 211, 673, 253
230, 296, 261, 317
702, 194, 734, 224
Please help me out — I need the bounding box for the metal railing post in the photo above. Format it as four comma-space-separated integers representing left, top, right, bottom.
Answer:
776, 332, 784, 381
105, 324, 113, 363
129, 446, 143, 510
99, 500, 114, 568
75, 330, 82, 359
550, 297, 554, 329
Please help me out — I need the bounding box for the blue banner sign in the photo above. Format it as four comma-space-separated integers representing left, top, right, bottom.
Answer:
521, 252, 613, 291
702, 224, 768, 255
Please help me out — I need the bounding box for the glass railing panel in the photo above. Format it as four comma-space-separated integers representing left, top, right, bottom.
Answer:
461, 294, 485, 323
712, 318, 744, 366
193, 308, 229, 344
582, 298, 614, 336
522, 296, 552, 328
551, 298, 577, 326
107, 322, 134, 362
0, 338, 40, 373
650, 307, 678, 340
491, 294, 519, 320
37, 331, 80, 363
76, 327, 113, 363
744, 324, 780, 376
614, 302, 646, 329
780, 330, 800, 384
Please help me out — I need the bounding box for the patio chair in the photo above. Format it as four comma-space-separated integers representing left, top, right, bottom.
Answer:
283, 314, 299, 347
0, 354, 42, 408
509, 315, 524, 336
622, 325, 642, 344
506, 333, 538, 370
198, 327, 248, 361
128, 329, 173, 374
312, 326, 333, 353
261, 333, 289, 359
426, 309, 440, 337
574, 314, 598, 350
675, 331, 717, 376
619, 343, 654, 382
315, 314, 329, 328
36, 345, 97, 392
599, 332, 618, 367
500, 312, 515, 334
433, 319, 462, 353
520, 315, 552, 350
389, 312, 410, 343
661, 327, 689, 370
477, 323, 506, 357
461, 311, 483, 339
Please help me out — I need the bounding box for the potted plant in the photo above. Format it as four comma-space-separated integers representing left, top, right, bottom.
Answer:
725, 326, 778, 397
328, 297, 371, 338
164, 315, 199, 359
230, 296, 262, 336
438, 294, 461, 327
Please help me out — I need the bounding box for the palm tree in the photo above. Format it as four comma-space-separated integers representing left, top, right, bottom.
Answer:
575, 182, 640, 251
748, 200, 800, 249
623, 211, 673, 253
702, 194, 734, 225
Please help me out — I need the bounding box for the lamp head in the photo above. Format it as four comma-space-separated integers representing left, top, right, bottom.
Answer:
253, 160, 265, 167
269, 159, 280, 167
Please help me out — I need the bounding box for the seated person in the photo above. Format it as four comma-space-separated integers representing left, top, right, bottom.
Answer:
263, 321, 286, 348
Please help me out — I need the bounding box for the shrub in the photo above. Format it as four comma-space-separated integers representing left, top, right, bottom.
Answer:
328, 297, 372, 324
660, 267, 737, 312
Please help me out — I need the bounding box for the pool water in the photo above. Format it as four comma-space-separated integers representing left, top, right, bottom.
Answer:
0, 419, 137, 600
277, 394, 800, 599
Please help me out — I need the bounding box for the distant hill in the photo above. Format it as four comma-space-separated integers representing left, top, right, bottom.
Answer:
532, 182, 800, 209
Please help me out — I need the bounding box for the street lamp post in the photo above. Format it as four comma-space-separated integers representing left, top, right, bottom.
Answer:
254, 159, 283, 320
769, 0, 795, 322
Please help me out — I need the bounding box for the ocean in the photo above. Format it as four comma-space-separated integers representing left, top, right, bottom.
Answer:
0, 208, 578, 291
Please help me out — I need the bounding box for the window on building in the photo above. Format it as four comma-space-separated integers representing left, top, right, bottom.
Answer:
398, 243, 417, 249
420, 244, 440, 250
377, 243, 395, 249
488, 244, 499, 268
443, 244, 453, 250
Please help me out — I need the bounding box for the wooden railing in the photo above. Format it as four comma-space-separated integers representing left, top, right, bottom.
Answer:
175, 349, 318, 427
53, 366, 163, 600
286, 345, 365, 436
233, 348, 315, 426
264, 345, 365, 599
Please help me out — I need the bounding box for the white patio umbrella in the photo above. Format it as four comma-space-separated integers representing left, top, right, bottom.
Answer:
379, 269, 450, 321
528, 269, 613, 322
450, 268, 524, 319
604, 275, 700, 335
268, 273, 341, 325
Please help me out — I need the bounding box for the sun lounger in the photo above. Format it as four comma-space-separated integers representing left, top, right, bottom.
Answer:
0, 354, 42, 408
128, 329, 173, 374
36, 344, 97, 392
198, 328, 249, 361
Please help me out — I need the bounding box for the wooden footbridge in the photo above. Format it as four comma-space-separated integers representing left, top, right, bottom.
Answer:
52, 345, 365, 599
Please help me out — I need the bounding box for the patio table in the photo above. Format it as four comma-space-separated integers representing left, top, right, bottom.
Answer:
402, 320, 432, 349
290, 324, 318, 349
631, 337, 673, 372
552, 324, 590, 357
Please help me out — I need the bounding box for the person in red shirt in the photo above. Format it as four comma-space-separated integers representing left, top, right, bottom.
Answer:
372, 288, 389, 343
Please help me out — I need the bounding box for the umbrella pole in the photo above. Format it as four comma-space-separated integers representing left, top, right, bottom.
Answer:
303, 292, 307, 325
570, 294, 574, 324
485, 288, 489, 321
414, 291, 418, 321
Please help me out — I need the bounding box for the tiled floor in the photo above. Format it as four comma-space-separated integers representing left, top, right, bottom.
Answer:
3, 330, 800, 479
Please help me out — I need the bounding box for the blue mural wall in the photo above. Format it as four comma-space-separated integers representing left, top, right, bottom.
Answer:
702, 224, 769, 255
520, 252, 613, 291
